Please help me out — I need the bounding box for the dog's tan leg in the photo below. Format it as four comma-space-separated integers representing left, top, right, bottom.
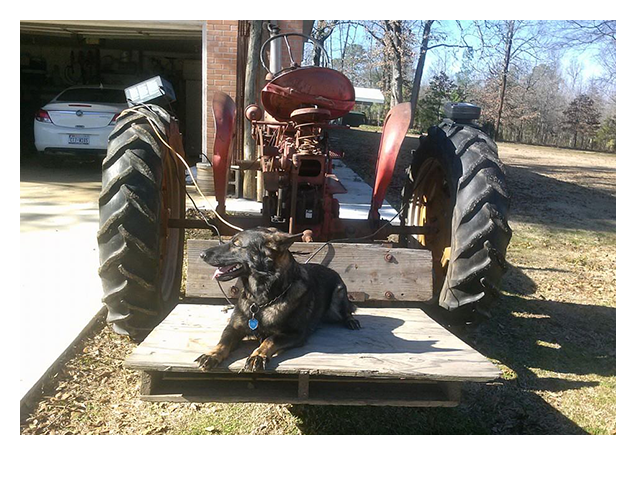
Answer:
243, 332, 306, 371
195, 323, 245, 371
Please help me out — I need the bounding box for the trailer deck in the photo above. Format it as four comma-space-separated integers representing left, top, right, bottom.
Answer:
124, 239, 501, 407
125, 304, 500, 407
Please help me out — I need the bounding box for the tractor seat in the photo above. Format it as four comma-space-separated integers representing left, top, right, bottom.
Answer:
261, 66, 355, 122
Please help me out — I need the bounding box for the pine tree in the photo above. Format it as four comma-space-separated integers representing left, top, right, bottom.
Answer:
418, 72, 462, 129
562, 94, 601, 149
595, 114, 616, 152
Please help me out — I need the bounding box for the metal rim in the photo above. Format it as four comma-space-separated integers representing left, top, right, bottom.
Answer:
408, 158, 452, 294
158, 152, 183, 302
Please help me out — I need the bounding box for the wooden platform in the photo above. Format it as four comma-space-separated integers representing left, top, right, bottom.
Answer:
125, 304, 501, 407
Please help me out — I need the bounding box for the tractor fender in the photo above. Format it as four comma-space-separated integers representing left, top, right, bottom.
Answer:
211, 91, 237, 213
369, 102, 412, 221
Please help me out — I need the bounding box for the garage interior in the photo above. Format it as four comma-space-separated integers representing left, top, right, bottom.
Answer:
20, 20, 204, 162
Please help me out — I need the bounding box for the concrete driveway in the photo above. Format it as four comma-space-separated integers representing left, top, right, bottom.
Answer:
20, 157, 104, 402
19, 153, 399, 404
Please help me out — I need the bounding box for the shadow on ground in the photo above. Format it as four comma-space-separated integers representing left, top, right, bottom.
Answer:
506, 165, 615, 233
20, 153, 103, 184
20, 155, 103, 233
289, 264, 614, 434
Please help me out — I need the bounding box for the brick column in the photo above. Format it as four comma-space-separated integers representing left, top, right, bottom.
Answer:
204, 20, 238, 157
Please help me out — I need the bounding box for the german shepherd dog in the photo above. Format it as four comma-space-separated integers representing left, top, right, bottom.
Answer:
195, 227, 360, 372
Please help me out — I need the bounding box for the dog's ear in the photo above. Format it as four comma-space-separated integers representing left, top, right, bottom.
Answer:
268, 231, 304, 251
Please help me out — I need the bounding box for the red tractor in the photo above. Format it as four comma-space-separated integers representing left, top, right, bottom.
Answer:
97, 33, 511, 341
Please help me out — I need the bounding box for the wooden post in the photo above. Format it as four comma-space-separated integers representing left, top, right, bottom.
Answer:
256, 170, 264, 202
235, 21, 249, 164
298, 373, 310, 400
139, 371, 159, 397
242, 20, 262, 200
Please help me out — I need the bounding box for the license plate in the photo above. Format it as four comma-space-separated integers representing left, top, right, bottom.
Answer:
68, 134, 90, 145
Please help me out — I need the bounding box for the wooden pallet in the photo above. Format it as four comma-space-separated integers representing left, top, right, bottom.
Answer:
125, 304, 501, 407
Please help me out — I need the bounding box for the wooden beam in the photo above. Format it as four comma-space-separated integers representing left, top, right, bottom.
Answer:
186, 239, 433, 302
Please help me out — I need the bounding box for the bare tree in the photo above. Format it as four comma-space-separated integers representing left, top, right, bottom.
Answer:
556, 20, 616, 84
356, 20, 416, 107
496, 21, 515, 139
565, 58, 585, 96
409, 20, 472, 126
474, 20, 553, 139
410, 20, 434, 121
311, 20, 340, 66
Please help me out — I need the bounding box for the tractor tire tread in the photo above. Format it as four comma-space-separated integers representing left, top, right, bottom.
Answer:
97, 105, 181, 341
411, 120, 511, 323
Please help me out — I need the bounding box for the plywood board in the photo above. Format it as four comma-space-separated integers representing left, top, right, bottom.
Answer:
125, 304, 500, 383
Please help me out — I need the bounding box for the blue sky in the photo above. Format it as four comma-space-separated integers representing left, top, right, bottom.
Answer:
319, 20, 610, 87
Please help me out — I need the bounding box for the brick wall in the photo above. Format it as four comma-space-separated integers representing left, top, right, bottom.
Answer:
204, 20, 307, 157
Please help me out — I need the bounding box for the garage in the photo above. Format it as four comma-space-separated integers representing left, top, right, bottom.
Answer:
20, 20, 204, 162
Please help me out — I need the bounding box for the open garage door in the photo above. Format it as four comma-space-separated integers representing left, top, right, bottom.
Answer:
20, 20, 204, 161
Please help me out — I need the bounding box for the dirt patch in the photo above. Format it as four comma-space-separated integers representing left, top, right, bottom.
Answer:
21, 131, 616, 435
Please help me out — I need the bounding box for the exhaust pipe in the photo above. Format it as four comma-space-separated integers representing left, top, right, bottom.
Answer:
267, 22, 281, 77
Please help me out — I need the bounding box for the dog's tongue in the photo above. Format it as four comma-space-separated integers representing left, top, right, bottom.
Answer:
213, 265, 234, 279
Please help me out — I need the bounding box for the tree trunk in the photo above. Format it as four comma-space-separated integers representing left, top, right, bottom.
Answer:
242, 20, 262, 200
495, 21, 514, 140
340, 23, 351, 67
391, 62, 404, 106
409, 20, 434, 127
385, 21, 404, 107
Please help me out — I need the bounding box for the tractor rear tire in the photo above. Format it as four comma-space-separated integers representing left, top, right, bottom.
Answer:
97, 105, 185, 341
404, 119, 511, 325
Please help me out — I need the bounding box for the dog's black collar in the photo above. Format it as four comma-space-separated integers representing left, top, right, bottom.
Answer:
249, 281, 293, 312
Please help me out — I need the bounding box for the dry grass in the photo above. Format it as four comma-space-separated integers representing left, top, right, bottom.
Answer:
21, 130, 616, 435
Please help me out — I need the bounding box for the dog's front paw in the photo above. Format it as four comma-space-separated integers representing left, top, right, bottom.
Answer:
243, 352, 268, 372
345, 318, 361, 330
195, 353, 223, 371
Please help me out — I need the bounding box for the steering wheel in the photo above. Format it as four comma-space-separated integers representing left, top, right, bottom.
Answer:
259, 33, 331, 76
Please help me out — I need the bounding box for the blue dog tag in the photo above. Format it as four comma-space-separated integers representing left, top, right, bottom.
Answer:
249, 318, 259, 330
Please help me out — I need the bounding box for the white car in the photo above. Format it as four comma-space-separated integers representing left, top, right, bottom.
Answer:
34, 86, 127, 158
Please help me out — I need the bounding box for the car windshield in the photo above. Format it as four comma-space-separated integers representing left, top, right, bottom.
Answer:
55, 88, 126, 104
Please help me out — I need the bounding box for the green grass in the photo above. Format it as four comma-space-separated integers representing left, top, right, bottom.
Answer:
181, 404, 301, 435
